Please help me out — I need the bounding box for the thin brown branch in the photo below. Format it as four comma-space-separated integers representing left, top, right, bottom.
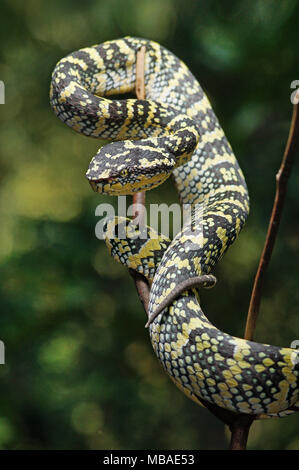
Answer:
136, 46, 146, 100
130, 46, 149, 317
245, 104, 299, 341
229, 415, 255, 450
130, 189, 149, 317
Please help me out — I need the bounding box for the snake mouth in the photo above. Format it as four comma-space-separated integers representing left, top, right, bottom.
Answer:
88, 180, 105, 193
89, 180, 144, 195
88, 173, 169, 195
88, 178, 136, 195
88, 177, 115, 194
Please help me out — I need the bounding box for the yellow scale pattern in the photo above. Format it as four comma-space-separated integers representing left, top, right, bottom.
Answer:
50, 37, 299, 419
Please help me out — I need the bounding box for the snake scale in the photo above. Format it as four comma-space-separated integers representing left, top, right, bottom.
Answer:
50, 37, 299, 418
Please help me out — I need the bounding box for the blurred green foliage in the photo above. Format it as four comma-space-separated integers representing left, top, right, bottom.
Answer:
0, 0, 298, 450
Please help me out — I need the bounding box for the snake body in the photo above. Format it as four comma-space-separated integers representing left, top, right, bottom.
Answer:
50, 37, 299, 418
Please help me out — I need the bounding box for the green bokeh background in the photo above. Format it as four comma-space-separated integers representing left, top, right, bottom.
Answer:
0, 0, 298, 450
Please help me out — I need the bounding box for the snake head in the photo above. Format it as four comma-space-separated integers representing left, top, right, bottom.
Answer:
86, 138, 178, 195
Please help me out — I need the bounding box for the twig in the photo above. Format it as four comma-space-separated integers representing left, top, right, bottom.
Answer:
130, 47, 150, 317
245, 103, 299, 341
130, 189, 149, 317
229, 415, 255, 450
136, 46, 146, 101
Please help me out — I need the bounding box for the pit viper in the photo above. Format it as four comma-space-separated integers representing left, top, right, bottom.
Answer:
50, 37, 299, 418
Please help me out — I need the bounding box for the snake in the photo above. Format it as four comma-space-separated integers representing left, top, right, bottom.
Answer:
50, 36, 299, 418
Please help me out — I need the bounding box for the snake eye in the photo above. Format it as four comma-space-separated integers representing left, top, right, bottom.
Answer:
120, 169, 128, 177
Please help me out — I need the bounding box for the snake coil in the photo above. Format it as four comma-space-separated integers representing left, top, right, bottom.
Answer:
50, 37, 299, 418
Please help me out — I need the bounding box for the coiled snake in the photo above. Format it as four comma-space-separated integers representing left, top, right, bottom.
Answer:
50, 37, 299, 418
